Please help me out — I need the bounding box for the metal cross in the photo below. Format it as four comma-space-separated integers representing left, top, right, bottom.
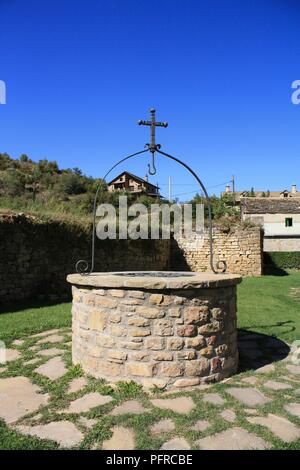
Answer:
138, 108, 168, 175
138, 108, 168, 153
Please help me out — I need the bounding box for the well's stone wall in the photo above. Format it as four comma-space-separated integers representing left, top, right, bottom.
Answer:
171, 227, 263, 276
69, 272, 241, 391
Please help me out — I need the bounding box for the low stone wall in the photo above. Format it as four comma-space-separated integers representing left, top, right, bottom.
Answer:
0, 213, 170, 304
0, 212, 262, 304
69, 272, 241, 391
171, 227, 263, 276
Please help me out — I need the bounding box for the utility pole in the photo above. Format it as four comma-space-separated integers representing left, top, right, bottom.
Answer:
168, 176, 172, 203
232, 175, 236, 203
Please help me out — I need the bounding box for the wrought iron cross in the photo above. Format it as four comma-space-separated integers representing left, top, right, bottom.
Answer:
138, 108, 168, 175
138, 108, 168, 153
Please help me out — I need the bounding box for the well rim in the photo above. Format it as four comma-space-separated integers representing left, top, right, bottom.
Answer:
67, 271, 242, 290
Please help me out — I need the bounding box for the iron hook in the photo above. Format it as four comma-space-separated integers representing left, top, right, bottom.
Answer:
148, 152, 156, 175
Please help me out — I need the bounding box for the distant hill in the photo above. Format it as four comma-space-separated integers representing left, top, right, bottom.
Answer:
0, 153, 157, 217
0, 153, 120, 216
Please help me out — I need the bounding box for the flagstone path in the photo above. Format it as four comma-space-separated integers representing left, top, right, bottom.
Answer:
0, 327, 299, 449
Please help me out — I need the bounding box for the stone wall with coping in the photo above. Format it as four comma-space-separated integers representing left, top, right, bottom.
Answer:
171, 226, 263, 276
0, 213, 170, 304
0, 213, 261, 304
71, 281, 239, 391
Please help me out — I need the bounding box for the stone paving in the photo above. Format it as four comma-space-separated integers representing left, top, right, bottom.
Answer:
102, 426, 135, 450
196, 427, 270, 450
246, 414, 300, 443
150, 419, 175, 435
34, 356, 68, 380
0, 328, 299, 449
60, 392, 113, 414
16, 421, 83, 448
110, 400, 149, 416
226, 387, 271, 406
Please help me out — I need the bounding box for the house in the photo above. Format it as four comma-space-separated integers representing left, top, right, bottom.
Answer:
223, 183, 300, 204
107, 171, 160, 198
241, 197, 300, 252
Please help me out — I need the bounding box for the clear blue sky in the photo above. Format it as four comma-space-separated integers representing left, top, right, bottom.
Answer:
1, 0, 300, 199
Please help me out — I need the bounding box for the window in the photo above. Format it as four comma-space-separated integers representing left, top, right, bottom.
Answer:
285, 218, 293, 227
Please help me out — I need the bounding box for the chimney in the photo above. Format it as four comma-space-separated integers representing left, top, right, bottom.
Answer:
292, 183, 297, 194
144, 174, 148, 182
225, 184, 231, 193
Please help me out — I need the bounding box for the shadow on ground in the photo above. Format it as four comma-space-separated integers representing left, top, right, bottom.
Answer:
263, 253, 289, 276
238, 328, 290, 372
0, 299, 70, 315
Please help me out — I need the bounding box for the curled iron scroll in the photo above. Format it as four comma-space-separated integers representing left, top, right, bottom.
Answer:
76, 148, 227, 275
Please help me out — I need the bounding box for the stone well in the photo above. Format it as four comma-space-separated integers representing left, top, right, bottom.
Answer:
67, 271, 242, 391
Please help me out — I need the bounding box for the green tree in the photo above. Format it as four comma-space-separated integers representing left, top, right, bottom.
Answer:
48, 161, 59, 173
25, 170, 40, 201
38, 159, 59, 175
189, 193, 237, 220
19, 154, 29, 163
58, 172, 86, 195
72, 167, 82, 176
0, 153, 12, 170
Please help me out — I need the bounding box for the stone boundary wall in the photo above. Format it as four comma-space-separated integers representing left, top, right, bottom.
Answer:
71, 283, 239, 390
0, 213, 170, 304
0, 213, 262, 304
171, 227, 263, 276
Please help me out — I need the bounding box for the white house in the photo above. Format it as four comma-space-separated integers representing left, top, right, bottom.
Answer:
241, 197, 300, 251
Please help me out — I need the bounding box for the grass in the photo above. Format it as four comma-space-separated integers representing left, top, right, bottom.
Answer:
0, 300, 71, 344
0, 272, 300, 450
237, 271, 300, 343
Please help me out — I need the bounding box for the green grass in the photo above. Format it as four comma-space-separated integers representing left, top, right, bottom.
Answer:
237, 271, 300, 343
0, 301, 71, 343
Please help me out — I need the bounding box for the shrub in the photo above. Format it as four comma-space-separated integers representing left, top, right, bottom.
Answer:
2, 170, 25, 196
264, 252, 300, 271
58, 172, 86, 195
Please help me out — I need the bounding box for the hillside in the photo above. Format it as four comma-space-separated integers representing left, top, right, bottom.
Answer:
0, 153, 111, 216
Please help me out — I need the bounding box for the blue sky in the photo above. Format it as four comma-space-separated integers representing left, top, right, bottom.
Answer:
1, 0, 300, 199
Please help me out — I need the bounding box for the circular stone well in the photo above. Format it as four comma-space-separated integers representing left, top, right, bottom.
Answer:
67, 271, 242, 391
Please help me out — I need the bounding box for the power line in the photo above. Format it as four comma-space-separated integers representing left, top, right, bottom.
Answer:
159, 181, 230, 187
169, 179, 232, 198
